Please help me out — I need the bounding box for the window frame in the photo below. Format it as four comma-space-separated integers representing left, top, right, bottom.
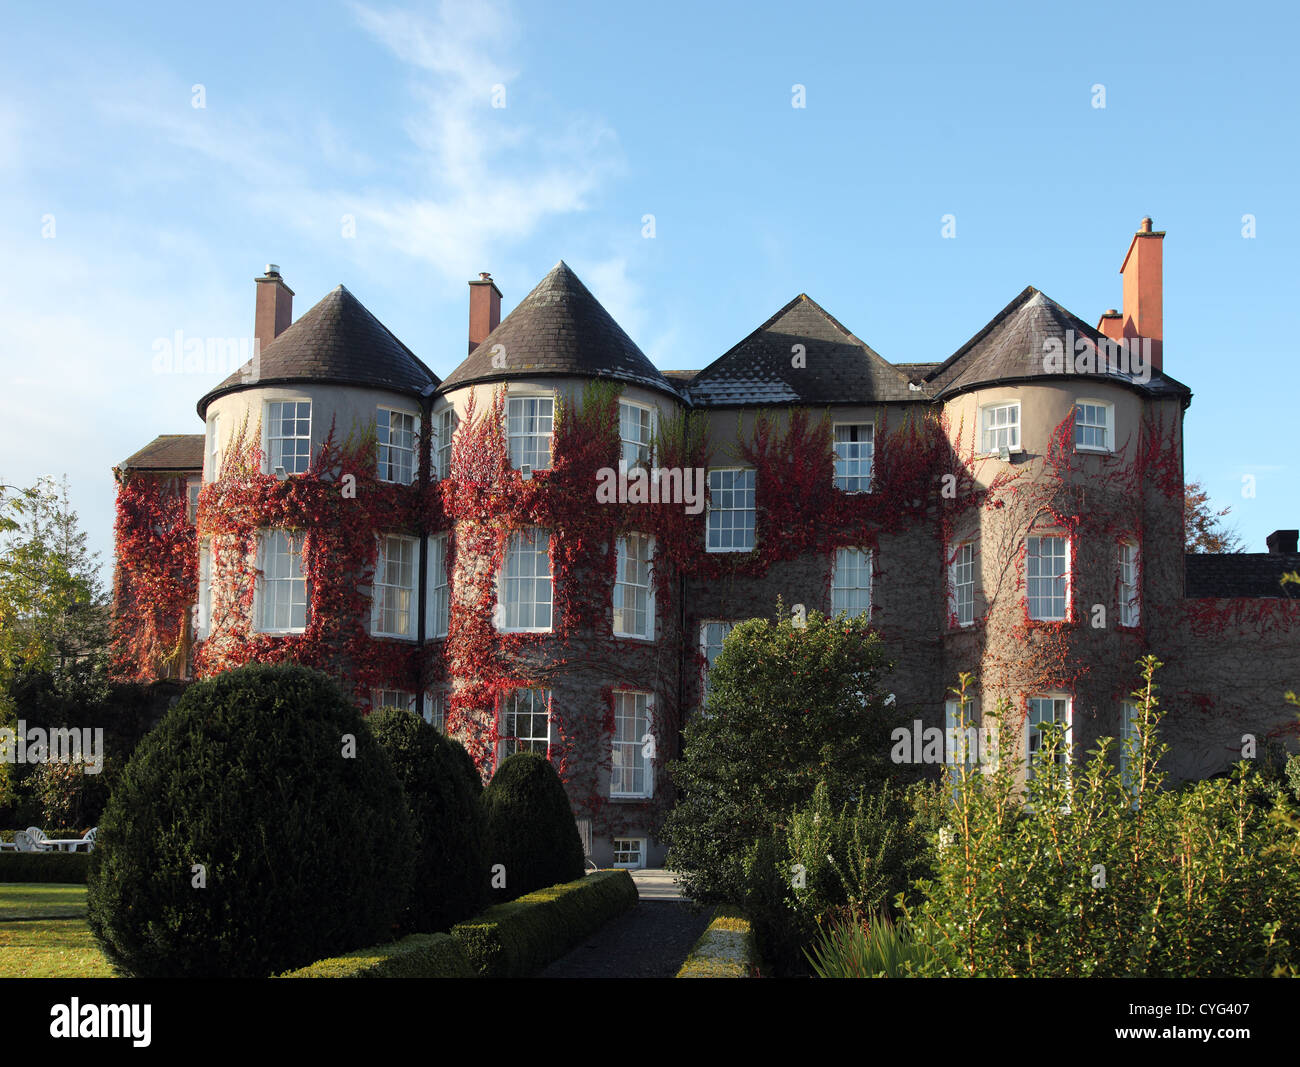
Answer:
376, 406, 420, 485
254, 529, 308, 635
1026, 693, 1072, 782
830, 546, 872, 620
423, 688, 448, 732
619, 399, 655, 470
370, 533, 419, 640
610, 690, 654, 799
612, 837, 647, 870
196, 543, 211, 640
1119, 699, 1140, 794
497, 688, 551, 765
207, 413, 221, 482
832, 421, 875, 493
979, 400, 1022, 455
1026, 534, 1070, 622
427, 532, 450, 639
1073, 398, 1115, 454
497, 528, 554, 634
950, 540, 976, 627
613, 533, 656, 640
705, 467, 756, 553
370, 689, 416, 714
698, 619, 735, 710
505, 391, 555, 472
262, 398, 313, 476
434, 406, 457, 480
1118, 539, 1140, 628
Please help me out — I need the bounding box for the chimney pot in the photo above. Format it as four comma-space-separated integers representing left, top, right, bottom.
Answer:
1266, 529, 1298, 554
1140, 217, 1153, 233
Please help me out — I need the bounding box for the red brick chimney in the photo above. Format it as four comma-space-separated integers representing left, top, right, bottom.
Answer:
255, 265, 294, 352
1096, 307, 1123, 342
469, 272, 502, 354
1119, 217, 1164, 373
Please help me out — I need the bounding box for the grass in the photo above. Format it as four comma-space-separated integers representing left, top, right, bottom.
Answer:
0, 882, 114, 978
0, 883, 88, 921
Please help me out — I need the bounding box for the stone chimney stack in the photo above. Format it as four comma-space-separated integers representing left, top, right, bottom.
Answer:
469, 272, 503, 355
1119, 217, 1164, 373
1266, 529, 1298, 554
255, 265, 294, 353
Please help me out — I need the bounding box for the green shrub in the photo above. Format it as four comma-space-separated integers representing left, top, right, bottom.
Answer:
744, 778, 940, 974
451, 870, 637, 977
86, 663, 416, 978
804, 911, 940, 978
664, 607, 912, 910
0, 851, 91, 883
903, 657, 1300, 977
676, 906, 757, 978
278, 933, 474, 978
482, 752, 585, 902
366, 708, 488, 932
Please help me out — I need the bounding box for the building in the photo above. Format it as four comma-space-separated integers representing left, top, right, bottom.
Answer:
111, 221, 1300, 869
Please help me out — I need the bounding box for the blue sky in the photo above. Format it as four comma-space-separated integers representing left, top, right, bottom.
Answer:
1, 0, 1296, 586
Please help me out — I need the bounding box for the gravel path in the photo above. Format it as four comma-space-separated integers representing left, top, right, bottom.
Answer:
538, 899, 712, 979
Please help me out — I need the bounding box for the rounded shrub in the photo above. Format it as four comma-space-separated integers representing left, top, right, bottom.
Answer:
86, 663, 416, 978
366, 708, 489, 931
482, 751, 585, 902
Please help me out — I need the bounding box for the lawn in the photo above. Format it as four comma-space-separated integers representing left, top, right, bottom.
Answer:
0, 883, 115, 978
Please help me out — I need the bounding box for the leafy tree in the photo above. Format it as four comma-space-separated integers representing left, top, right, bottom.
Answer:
0, 476, 109, 681
664, 605, 910, 910
1184, 478, 1244, 553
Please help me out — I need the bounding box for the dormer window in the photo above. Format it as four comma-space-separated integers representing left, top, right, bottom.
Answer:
980, 402, 1020, 454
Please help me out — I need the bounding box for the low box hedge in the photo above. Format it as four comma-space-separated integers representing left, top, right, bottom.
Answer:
278, 933, 474, 978
676, 905, 757, 978
451, 869, 638, 977
0, 851, 91, 884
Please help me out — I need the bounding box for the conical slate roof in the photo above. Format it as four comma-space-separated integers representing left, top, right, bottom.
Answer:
197, 285, 438, 418
925, 287, 1191, 402
688, 294, 921, 406
437, 262, 678, 399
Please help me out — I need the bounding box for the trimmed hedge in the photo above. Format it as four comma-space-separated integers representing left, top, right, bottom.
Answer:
0, 851, 91, 883
366, 708, 489, 932
278, 933, 474, 979
87, 663, 416, 979
676, 906, 758, 978
482, 752, 585, 902
451, 870, 638, 977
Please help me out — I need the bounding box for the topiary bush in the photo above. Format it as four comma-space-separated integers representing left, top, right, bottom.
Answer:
482, 752, 585, 902
366, 707, 489, 932
86, 663, 416, 978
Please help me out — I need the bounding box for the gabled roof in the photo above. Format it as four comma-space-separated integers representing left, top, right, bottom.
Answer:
924, 287, 1192, 403
114, 434, 205, 473
197, 285, 437, 418
1185, 553, 1300, 598
687, 294, 920, 407
436, 262, 679, 400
